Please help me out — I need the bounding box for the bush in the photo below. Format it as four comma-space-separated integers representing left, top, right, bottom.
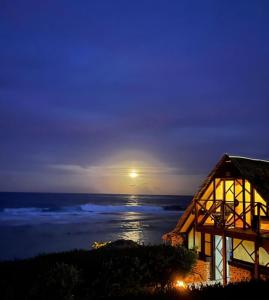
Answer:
29, 262, 80, 300
89, 244, 196, 297
97, 280, 269, 300
1, 249, 268, 300
0, 242, 196, 299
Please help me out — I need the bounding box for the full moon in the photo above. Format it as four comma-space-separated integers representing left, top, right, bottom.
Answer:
129, 170, 138, 178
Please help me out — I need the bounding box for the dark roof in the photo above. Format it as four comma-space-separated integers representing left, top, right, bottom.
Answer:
163, 154, 269, 240
230, 155, 269, 201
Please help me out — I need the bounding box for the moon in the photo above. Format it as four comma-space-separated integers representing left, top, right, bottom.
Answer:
129, 170, 138, 178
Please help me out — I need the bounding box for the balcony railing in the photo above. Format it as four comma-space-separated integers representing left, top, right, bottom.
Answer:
195, 199, 268, 234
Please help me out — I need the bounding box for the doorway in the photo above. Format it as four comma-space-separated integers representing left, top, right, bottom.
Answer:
214, 235, 231, 283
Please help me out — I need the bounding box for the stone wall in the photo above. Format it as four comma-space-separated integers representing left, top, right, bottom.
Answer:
183, 255, 269, 283
186, 260, 254, 283
185, 259, 211, 283
170, 234, 184, 246
229, 265, 252, 282
184, 259, 268, 283
162, 232, 184, 246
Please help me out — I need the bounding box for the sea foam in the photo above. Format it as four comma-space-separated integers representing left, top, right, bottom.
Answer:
0, 203, 167, 226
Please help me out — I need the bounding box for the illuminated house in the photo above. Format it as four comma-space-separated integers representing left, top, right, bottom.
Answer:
163, 154, 269, 284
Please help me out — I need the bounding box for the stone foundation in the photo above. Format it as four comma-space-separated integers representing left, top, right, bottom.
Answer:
183, 259, 269, 284
184, 257, 269, 284
229, 265, 252, 282
170, 234, 184, 246
162, 232, 184, 246
185, 259, 211, 283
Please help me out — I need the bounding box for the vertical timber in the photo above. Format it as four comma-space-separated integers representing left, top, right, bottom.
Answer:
254, 241, 259, 280
222, 182, 227, 285
242, 179, 246, 229
222, 234, 227, 285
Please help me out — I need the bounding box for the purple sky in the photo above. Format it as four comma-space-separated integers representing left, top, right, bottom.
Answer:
0, 0, 269, 194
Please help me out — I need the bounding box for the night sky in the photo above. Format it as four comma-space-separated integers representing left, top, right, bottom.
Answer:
0, 1, 269, 194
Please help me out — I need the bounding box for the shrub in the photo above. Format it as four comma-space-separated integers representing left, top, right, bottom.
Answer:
89, 244, 196, 297
29, 262, 80, 300
0, 242, 196, 299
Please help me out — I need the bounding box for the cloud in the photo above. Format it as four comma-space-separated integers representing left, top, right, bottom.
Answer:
49, 162, 180, 177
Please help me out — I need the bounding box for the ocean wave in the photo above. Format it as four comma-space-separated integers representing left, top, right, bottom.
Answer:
0, 203, 172, 226
3, 207, 45, 214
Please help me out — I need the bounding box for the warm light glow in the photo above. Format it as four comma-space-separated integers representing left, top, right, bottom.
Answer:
129, 170, 138, 178
175, 280, 187, 289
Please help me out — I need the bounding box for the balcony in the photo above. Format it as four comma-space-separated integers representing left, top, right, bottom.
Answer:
194, 199, 269, 239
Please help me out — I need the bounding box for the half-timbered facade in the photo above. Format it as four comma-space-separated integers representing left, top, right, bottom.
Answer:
163, 154, 269, 284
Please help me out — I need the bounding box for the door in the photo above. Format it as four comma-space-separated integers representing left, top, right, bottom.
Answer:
214, 235, 231, 283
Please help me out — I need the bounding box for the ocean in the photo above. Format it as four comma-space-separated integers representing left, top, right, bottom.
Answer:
0, 192, 191, 261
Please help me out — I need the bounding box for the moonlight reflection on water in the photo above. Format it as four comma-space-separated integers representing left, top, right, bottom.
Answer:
119, 212, 145, 243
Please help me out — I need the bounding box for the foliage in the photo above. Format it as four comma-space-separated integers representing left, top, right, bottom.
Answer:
89, 244, 196, 297
1, 247, 268, 300
29, 262, 80, 300
0, 242, 196, 299
105, 279, 269, 300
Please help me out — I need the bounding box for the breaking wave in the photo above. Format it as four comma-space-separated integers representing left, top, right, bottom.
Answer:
0, 203, 179, 226
3, 207, 44, 214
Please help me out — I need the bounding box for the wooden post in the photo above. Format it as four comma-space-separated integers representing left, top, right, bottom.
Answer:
201, 232, 205, 258
213, 179, 216, 202
213, 179, 217, 228
222, 234, 227, 285
233, 180, 236, 227
254, 204, 260, 280
223, 180, 226, 228
242, 179, 246, 229
250, 184, 254, 228
254, 241, 259, 280
257, 203, 261, 235
211, 234, 215, 280
221, 200, 225, 228
194, 199, 198, 228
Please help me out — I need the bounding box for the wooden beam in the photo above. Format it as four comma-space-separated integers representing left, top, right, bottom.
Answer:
213, 178, 216, 202
194, 199, 198, 228
242, 179, 246, 230
222, 235, 227, 285
233, 180, 236, 227
196, 225, 258, 241
201, 232, 205, 258
250, 184, 254, 228
211, 234, 215, 280
198, 201, 219, 227
254, 241, 259, 280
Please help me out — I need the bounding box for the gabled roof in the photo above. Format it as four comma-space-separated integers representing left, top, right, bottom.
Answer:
230, 155, 269, 201
163, 154, 269, 239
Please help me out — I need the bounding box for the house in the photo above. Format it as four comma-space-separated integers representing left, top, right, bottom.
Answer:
163, 154, 269, 284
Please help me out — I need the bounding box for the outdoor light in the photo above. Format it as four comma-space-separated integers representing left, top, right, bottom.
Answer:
175, 280, 187, 289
